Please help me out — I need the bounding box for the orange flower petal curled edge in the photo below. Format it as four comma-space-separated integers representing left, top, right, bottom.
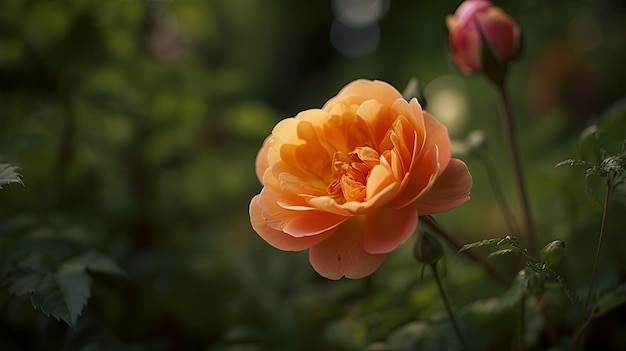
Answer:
249, 79, 472, 280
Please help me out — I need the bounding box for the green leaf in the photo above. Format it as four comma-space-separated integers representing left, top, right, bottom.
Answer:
499, 270, 529, 309
62, 251, 126, 276
1, 252, 122, 328
458, 238, 501, 253
1, 253, 49, 295
555, 275, 583, 310
597, 98, 626, 144
577, 125, 600, 162
459, 236, 533, 261
572, 97, 626, 167
30, 265, 92, 328
7, 270, 47, 296
554, 159, 593, 168
0, 163, 24, 189
594, 284, 626, 318
487, 249, 515, 258
585, 174, 605, 212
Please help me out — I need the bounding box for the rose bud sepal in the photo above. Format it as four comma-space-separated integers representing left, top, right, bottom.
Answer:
413, 224, 444, 266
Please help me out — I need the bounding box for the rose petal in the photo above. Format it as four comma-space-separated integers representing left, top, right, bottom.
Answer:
258, 186, 303, 231
263, 170, 313, 210
366, 160, 396, 200
391, 96, 426, 140
324, 80, 404, 109
282, 211, 349, 237
364, 204, 418, 254
309, 180, 401, 216
255, 137, 271, 182
322, 107, 360, 152
259, 184, 348, 237
391, 145, 438, 209
450, 20, 482, 73
308, 217, 386, 279
278, 143, 328, 183
415, 158, 472, 215
422, 112, 452, 171
355, 100, 395, 145
477, 8, 520, 61
268, 109, 329, 169
277, 168, 326, 198
454, 0, 492, 24
446, 14, 459, 31
250, 196, 334, 251
379, 115, 417, 176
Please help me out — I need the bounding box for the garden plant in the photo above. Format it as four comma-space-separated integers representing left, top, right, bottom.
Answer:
1, 0, 625, 350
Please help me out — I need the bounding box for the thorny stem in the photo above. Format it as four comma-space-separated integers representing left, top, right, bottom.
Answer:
430, 263, 465, 347
492, 81, 538, 257
422, 216, 512, 288
476, 152, 521, 236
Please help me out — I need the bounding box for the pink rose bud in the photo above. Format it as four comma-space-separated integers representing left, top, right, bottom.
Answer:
446, 0, 521, 75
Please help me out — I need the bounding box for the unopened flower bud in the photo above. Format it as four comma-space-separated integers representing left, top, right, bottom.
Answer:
446, 0, 521, 78
540, 240, 565, 266
413, 229, 444, 266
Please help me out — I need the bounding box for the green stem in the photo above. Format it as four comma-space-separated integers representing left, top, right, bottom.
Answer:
572, 178, 612, 349
584, 178, 612, 309
492, 81, 537, 257
422, 216, 512, 288
476, 152, 521, 236
571, 316, 592, 350
431, 264, 465, 346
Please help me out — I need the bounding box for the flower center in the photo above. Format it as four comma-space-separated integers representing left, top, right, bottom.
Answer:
327, 146, 380, 203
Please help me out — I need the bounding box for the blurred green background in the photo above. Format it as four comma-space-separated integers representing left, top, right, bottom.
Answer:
1, 0, 625, 350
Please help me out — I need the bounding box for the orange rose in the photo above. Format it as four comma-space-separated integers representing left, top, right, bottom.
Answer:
447, 0, 521, 75
249, 79, 472, 279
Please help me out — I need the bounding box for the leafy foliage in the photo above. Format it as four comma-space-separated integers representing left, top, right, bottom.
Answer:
554, 159, 595, 170
0, 164, 23, 189
595, 284, 626, 318
0, 0, 625, 350
1, 252, 125, 327
460, 236, 582, 310
557, 98, 626, 210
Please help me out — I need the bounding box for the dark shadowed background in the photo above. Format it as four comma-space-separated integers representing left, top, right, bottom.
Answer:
1, 0, 625, 350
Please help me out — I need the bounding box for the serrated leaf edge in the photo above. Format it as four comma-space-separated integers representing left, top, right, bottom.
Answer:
0, 163, 24, 189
